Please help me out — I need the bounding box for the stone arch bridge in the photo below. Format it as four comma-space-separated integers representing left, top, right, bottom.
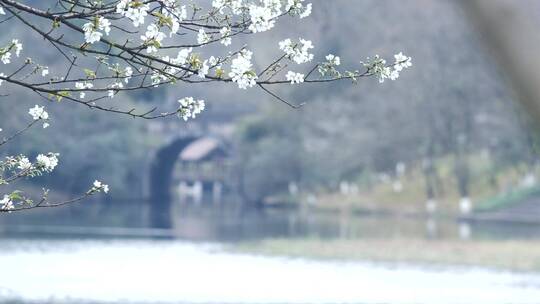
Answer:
145, 128, 233, 228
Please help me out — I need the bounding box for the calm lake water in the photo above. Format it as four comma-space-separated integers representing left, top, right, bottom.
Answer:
1, 201, 540, 304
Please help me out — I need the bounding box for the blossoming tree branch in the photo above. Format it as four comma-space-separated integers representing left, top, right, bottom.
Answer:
0, 0, 412, 212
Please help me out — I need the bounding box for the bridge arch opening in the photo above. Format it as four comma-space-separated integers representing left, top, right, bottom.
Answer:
148, 136, 229, 228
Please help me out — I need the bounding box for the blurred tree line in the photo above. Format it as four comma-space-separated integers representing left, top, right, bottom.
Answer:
232, 1, 540, 206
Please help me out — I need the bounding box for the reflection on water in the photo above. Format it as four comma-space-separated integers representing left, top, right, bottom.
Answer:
2, 201, 540, 303
3, 200, 540, 242
169, 202, 540, 242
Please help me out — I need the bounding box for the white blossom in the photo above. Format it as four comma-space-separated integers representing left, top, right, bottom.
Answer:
0, 7, 5, 15
0, 40, 23, 64
1, 52, 11, 64
286, 71, 304, 84
151, 71, 168, 87
279, 38, 314, 64
229, 49, 257, 89
389, 69, 400, 81
197, 29, 211, 44
28, 105, 49, 120
286, 0, 312, 18
177, 97, 205, 121
220, 27, 232, 46
84, 29, 102, 44
175, 48, 192, 65
285, 0, 300, 10
11, 39, 22, 57
124, 66, 133, 83
248, 1, 281, 33
92, 180, 109, 193
0, 195, 14, 211
370, 52, 412, 83
99, 16, 111, 34
141, 24, 166, 53
36, 153, 59, 172
116, 0, 149, 27
361, 53, 411, 83
83, 16, 111, 44
208, 56, 219, 67
41, 67, 49, 77
198, 60, 210, 78
299, 3, 312, 18
17, 157, 32, 171
162, 3, 187, 36
75, 81, 93, 98
394, 52, 412, 72
326, 54, 340, 66
108, 82, 123, 97
213, 0, 245, 14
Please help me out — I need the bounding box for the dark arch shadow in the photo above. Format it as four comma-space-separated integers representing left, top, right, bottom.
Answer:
148, 136, 200, 228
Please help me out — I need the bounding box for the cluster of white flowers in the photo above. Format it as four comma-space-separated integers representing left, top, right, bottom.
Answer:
220, 27, 232, 46
75, 81, 93, 98
83, 16, 111, 44
1, 39, 22, 65
108, 81, 124, 98
150, 70, 168, 87
196, 56, 220, 79
17, 157, 32, 171
326, 54, 341, 66
141, 23, 166, 53
229, 49, 257, 89
177, 97, 205, 121
211, 0, 311, 32
36, 153, 59, 173
175, 47, 193, 65
318, 54, 341, 76
1, 51, 10, 65
116, 0, 187, 35
161, 1, 187, 36
0, 1, 413, 126
208, 55, 220, 67
286, 0, 312, 18
197, 29, 211, 45
12, 39, 22, 56
156, 47, 194, 83
107, 63, 134, 85
286, 71, 304, 84
28, 105, 49, 128
3, 151, 61, 178
92, 180, 109, 193
394, 52, 413, 72
0, 149, 110, 211
248, 0, 282, 33
16, 153, 59, 173
279, 38, 314, 64
116, 0, 150, 27
124, 66, 133, 83
198, 60, 210, 79
212, 0, 244, 14
364, 52, 413, 83
0, 195, 14, 211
